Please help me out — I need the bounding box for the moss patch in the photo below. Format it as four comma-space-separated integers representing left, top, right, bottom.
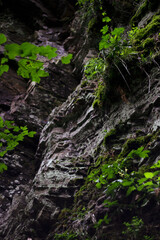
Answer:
92, 80, 107, 108
135, 14, 160, 42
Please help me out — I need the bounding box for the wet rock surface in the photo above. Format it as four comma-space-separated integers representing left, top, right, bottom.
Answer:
0, 0, 77, 237
0, 0, 160, 240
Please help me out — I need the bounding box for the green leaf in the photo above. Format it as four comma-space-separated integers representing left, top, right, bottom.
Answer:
4, 120, 14, 129
138, 177, 147, 184
143, 181, 153, 186
37, 69, 49, 78
20, 42, 38, 59
151, 160, 160, 169
0, 64, 9, 76
126, 186, 136, 196
0, 117, 4, 128
0, 163, 7, 173
4, 129, 10, 134
28, 131, 36, 137
61, 54, 73, 64
94, 219, 103, 228
104, 214, 110, 224
17, 59, 44, 81
103, 200, 118, 207
122, 180, 133, 187
99, 34, 111, 50
96, 182, 102, 189
127, 147, 149, 159
20, 126, 28, 131
102, 16, 111, 23
1, 57, 8, 64
144, 172, 154, 179
13, 126, 20, 132
39, 46, 58, 59
0, 151, 7, 157
101, 25, 109, 35
5, 43, 21, 59
0, 33, 7, 45
111, 27, 124, 36
30, 70, 40, 83
137, 185, 145, 191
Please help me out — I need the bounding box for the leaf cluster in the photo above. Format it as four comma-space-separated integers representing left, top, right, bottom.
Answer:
122, 216, 154, 240
99, 12, 125, 58
0, 33, 72, 83
0, 117, 36, 173
88, 146, 160, 207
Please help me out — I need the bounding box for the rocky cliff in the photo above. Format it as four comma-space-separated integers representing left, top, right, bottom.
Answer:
0, 0, 160, 240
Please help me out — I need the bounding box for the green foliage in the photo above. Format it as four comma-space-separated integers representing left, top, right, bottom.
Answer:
94, 214, 110, 228
17, 59, 48, 83
99, 12, 125, 58
0, 162, 7, 173
0, 64, 9, 76
127, 146, 150, 159
122, 216, 144, 239
122, 216, 154, 240
128, 13, 160, 58
54, 231, 78, 240
0, 33, 7, 44
0, 116, 36, 172
133, 14, 160, 41
84, 57, 106, 80
83, 10, 159, 98
0, 34, 72, 83
83, 57, 107, 108
118, 136, 150, 158
144, 235, 154, 240
61, 54, 73, 64
88, 146, 160, 218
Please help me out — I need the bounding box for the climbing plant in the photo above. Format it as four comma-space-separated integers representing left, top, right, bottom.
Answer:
0, 33, 72, 83
0, 33, 72, 172
88, 146, 160, 227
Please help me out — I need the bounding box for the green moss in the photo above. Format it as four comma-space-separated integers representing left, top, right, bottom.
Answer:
87, 17, 97, 32
103, 129, 117, 146
92, 80, 107, 108
134, 14, 160, 41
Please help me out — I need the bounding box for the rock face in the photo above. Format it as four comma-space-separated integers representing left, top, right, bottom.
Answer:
0, 0, 160, 240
